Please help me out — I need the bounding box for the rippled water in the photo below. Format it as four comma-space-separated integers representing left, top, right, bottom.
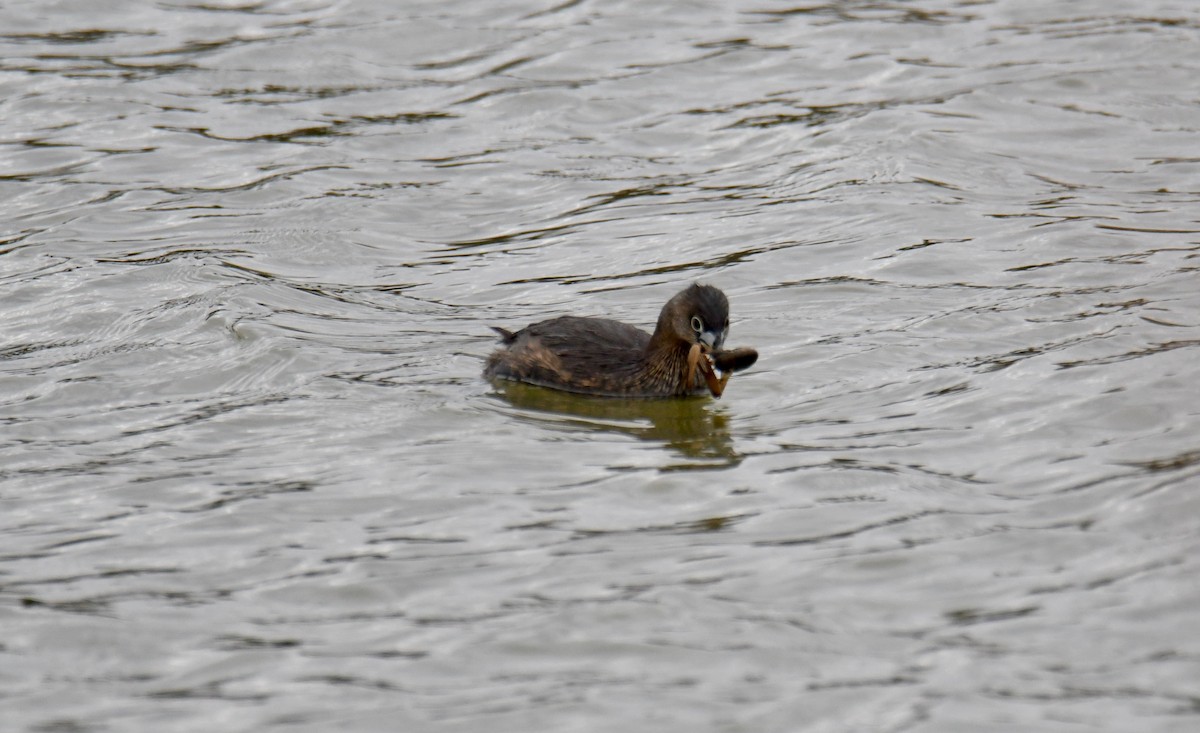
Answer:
3, 1, 1199, 730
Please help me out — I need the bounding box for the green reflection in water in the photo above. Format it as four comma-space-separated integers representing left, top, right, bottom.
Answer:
488, 381, 740, 467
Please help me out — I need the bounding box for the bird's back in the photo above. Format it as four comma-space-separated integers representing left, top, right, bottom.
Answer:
484, 316, 654, 395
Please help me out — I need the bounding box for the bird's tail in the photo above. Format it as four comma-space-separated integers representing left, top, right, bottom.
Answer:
490, 326, 517, 344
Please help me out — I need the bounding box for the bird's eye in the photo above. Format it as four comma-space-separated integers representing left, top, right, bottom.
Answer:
690, 316, 703, 333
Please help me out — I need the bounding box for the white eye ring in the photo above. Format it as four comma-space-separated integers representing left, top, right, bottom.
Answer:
690, 316, 703, 333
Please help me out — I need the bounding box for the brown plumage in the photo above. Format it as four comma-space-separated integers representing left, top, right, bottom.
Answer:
483, 284, 758, 398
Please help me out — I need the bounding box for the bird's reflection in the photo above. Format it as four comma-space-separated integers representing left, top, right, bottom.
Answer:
489, 381, 740, 465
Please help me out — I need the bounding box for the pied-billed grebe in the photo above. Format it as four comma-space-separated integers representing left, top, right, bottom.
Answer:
484, 283, 758, 398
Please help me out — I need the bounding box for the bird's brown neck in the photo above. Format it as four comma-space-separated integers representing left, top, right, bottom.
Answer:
640, 334, 701, 395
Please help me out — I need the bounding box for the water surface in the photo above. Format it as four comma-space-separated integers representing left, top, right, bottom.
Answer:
2, 1, 1199, 731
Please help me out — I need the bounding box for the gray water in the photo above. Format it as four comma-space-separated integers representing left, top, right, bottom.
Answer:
3, 1, 1199, 731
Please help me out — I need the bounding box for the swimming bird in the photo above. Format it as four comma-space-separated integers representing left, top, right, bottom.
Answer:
484, 283, 757, 398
